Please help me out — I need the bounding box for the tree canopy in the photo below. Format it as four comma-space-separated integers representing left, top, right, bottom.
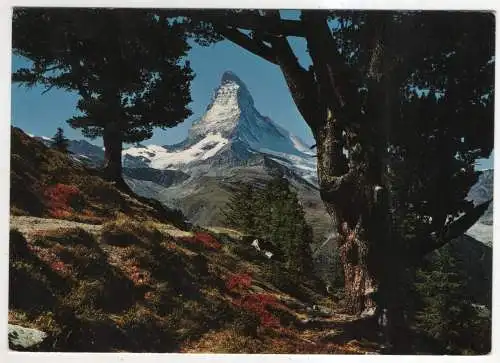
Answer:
224, 174, 314, 274
12, 8, 196, 183
185, 10, 494, 350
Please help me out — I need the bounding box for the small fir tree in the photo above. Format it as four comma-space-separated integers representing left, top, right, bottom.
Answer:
224, 175, 313, 274
51, 127, 69, 153
414, 248, 491, 354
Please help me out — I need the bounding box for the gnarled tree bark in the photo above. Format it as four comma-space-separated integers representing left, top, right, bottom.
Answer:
199, 9, 492, 352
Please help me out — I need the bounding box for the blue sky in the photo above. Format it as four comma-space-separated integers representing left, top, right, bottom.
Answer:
10, 22, 493, 170
11, 36, 314, 147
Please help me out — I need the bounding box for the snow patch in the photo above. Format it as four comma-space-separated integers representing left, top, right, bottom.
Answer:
123, 71, 320, 186
123, 133, 229, 169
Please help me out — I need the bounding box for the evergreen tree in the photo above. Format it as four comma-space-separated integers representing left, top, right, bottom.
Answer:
12, 8, 196, 186
414, 248, 491, 354
223, 184, 257, 232
224, 175, 313, 274
184, 11, 493, 350
51, 127, 69, 153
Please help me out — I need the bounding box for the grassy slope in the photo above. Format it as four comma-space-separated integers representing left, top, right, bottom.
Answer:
9, 221, 377, 353
153, 165, 333, 246
9, 127, 378, 353
10, 127, 186, 227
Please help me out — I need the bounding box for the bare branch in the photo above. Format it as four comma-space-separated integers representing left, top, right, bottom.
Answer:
416, 199, 492, 258
41, 84, 55, 95
173, 10, 305, 36
302, 11, 348, 114
216, 26, 278, 65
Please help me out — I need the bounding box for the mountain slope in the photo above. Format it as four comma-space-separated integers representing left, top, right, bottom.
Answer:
465, 169, 494, 245
122, 71, 318, 184
10, 127, 186, 227
113, 71, 332, 250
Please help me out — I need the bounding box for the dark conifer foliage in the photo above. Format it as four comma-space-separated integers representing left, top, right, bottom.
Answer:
224, 175, 314, 274
414, 249, 491, 354
51, 127, 69, 154
182, 10, 494, 351
12, 8, 195, 185
224, 184, 257, 233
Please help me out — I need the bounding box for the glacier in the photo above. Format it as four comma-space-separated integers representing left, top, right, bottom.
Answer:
122, 71, 318, 183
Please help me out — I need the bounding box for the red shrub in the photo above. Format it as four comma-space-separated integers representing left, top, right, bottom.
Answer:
50, 261, 70, 273
122, 263, 151, 286
194, 232, 222, 249
226, 273, 253, 291
28, 244, 72, 276
233, 293, 283, 328
180, 232, 222, 250
44, 183, 83, 218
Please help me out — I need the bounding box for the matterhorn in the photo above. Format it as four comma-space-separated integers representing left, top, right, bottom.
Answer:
122, 71, 318, 185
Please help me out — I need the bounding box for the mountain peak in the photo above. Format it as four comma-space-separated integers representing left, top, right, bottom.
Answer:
188, 72, 254, 138
221, 71, 244, 85
217, 70, 254, 107
121, 71, 317, 182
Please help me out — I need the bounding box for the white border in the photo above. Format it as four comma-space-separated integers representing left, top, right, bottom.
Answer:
1, 1, 498, 363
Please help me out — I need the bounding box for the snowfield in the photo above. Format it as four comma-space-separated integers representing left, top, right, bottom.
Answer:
123, 71, 318, 182
123, 133, 229, 169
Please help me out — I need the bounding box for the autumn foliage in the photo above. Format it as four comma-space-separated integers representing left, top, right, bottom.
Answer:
27, 243, 73, 276
226, 273, 253, 291
44, 183, 83, 218
226, 272, 283, 329
180, 232, 222, 250
233, 293, 283, 328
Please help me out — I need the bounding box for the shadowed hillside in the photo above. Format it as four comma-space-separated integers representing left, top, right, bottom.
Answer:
10, 127, 186, 227
8, 126, 380, 353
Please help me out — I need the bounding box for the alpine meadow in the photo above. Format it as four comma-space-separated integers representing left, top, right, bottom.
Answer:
8, 8, 494, 355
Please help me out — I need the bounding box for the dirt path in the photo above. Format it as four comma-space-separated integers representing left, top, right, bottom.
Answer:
9, 215, 192, 239
9, 216, 103, 237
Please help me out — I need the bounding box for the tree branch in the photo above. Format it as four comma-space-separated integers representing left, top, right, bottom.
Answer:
42, 64, 65, 73
216, 26, 279, 65
416, 199, 492, 258
174, 10, 305, 36
41, 84, 55, 95
302, 11, 355, 120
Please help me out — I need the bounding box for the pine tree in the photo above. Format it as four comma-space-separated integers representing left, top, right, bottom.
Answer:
223, 184, 258, 233
186, 12, 494, 348
51, 127, 69, 153
414, 248, 491, 354
12, 8, 197, 186
224, 175, 313, 274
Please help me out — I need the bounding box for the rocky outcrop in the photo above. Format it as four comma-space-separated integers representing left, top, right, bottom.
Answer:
8, 324, 47, 350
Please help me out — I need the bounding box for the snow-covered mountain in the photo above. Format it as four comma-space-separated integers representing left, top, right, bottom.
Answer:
23, 71, 493, 249
30, 134, 105, 167
122, 71, 317, 185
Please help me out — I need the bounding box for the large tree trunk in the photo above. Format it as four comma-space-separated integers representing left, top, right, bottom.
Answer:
102, 122, 124, 186
211, 11, 487, 353
231, 10, 406, 349
314, 115, 378, 316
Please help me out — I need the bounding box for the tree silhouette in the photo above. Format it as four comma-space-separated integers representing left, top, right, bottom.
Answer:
183, 10, 494, 351
51, 127, 69, 154
12, 8, 195, 186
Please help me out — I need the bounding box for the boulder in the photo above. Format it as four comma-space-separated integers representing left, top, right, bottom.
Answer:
8, 324, 47, 350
